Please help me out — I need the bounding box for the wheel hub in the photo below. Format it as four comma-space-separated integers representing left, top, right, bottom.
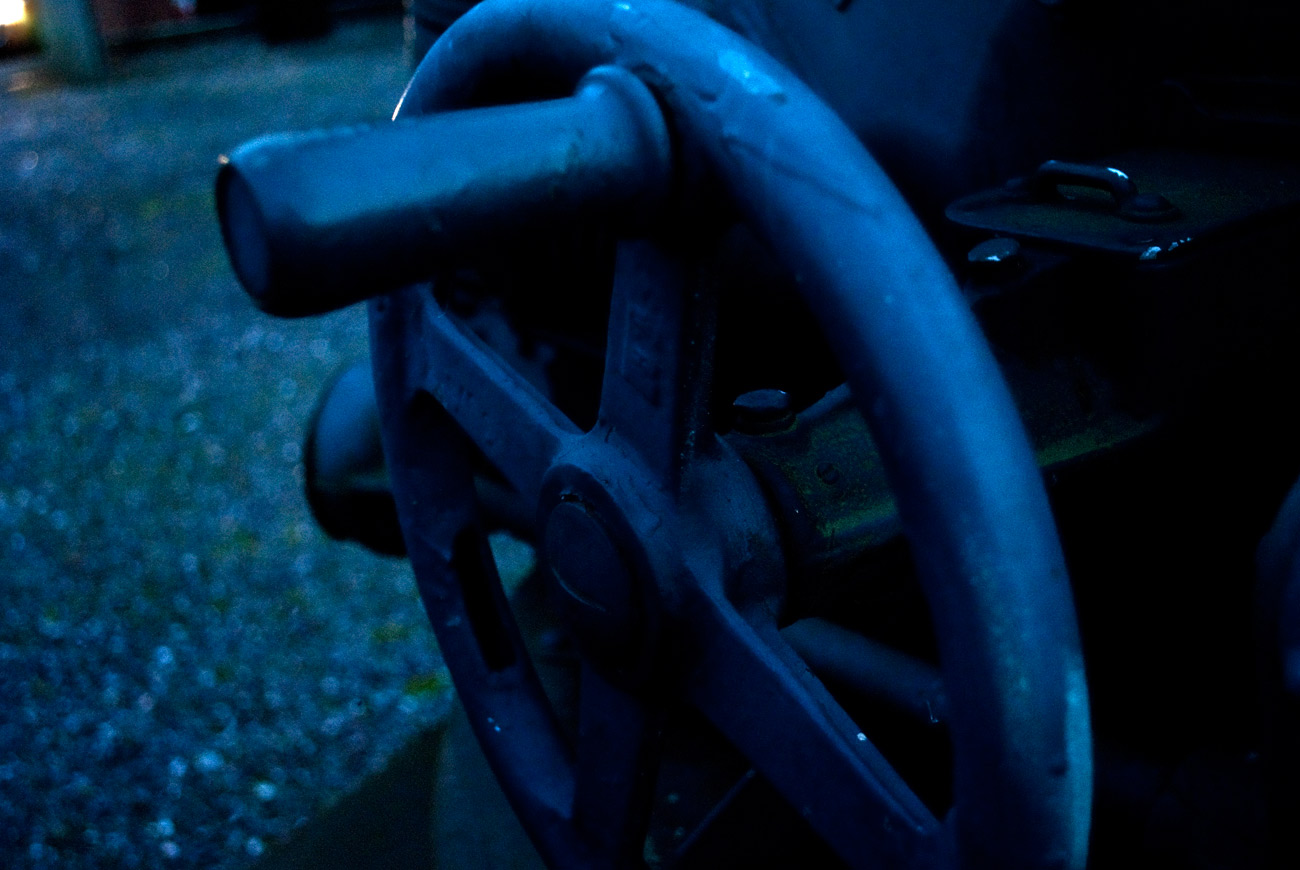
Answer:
543, 495, 644, 664
537, 450, 677, 686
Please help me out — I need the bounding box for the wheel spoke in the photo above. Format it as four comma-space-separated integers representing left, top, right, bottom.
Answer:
781, 618, 949, 726
572, 663, 662, 867
670, 769, 845, 869
682, 595, 946, 869
417, 301, 581, 505
598, 240, 716, 489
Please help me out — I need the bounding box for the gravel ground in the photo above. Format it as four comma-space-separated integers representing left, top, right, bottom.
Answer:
0, 14, 487, 868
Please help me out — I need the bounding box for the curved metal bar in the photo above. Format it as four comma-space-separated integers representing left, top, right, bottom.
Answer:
397, 2, 1092, 867
370, 295, 599, 868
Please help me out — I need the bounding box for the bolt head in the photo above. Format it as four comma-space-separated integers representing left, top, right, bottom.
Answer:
1123, 192, 1180, 222
544, 499, 638, 655
732, 389, 793, 435
968, 236, 1022, 266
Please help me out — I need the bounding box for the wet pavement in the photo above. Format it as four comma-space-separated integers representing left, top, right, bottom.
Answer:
0, 13, 466, 868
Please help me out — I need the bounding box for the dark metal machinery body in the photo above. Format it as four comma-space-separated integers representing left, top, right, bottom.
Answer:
217, 0, 1300, 868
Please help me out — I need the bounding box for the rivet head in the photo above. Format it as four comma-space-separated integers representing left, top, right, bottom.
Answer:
1122, 191, 1180, 222
966, 237, 1024, 281
732, 389, 793, 435
968, 237, 1022, 267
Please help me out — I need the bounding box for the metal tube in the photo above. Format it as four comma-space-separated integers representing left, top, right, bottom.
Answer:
216, 65, 671, 317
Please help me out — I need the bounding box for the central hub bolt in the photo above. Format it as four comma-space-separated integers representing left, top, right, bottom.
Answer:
544, 498, 638, 650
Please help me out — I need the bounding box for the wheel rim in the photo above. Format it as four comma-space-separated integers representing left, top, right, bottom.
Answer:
372, 1, 1093, 867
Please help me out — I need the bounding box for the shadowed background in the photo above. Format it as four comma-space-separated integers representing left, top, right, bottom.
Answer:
0, 11, 485, 868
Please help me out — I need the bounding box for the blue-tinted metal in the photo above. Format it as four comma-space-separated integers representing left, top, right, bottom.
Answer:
216, 66, 672, 317
216, 0, 1095, 865
381, 1, 1092, 867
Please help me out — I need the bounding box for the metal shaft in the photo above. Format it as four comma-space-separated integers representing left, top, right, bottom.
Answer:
216, 66, 672, 317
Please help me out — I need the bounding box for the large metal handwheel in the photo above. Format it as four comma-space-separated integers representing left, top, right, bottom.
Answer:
218, 0, 1092, 867
378, 1, 1091, 867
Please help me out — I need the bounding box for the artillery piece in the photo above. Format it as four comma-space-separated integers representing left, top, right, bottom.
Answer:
216, 1, 1300, 866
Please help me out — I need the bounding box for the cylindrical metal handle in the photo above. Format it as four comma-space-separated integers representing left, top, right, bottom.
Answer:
216, 66, 673, 317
